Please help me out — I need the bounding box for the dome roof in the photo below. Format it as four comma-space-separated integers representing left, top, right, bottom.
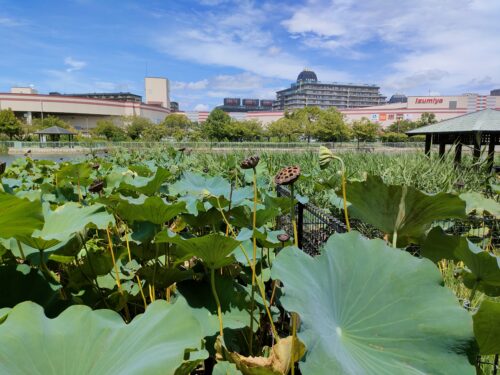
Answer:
297, 69, 318, 83
388, 94, 407, 104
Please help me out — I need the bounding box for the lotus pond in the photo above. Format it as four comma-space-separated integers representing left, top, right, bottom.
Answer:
0, 147, 499, 374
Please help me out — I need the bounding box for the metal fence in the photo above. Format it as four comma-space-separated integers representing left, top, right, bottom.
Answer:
277, 185, 499, 255
1, 140, 426, 152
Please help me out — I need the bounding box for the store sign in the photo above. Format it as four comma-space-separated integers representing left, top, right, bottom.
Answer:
370, 114, 379, 121
379, 113, 387, 121
415, 98, 443, 104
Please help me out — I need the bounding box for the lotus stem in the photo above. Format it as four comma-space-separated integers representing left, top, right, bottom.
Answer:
211, 267, 224, 337
289, 184, 298, 375
16, 240, 26, 260
249, 166, 258, 352
392, 231, 398, 248
106, 227, 130, 321
216, 197, 279, 341
124, 225, 147, 309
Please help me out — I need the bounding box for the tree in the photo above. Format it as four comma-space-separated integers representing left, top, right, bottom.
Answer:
266, 117, 302, 142
92, 120, 128, 141
162, 113, 193, 140
351, 117, 380, 143
314, 108, 351, 142
386, 119, 416, 133
227, 119, 263, 141
288, 106, 321, 143
124, 116, 154, 140
417, 112, 437, 127
0, 108, 22, 139
32, 115, 72, 130
204, 109, 231, 141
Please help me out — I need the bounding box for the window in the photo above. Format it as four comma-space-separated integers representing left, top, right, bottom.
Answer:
388, 114, 395, 120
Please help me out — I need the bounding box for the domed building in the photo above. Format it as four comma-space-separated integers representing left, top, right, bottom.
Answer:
273, 69, 386, 110
388, 94, 408, 104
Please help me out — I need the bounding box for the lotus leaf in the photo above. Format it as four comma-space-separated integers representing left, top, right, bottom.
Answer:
155, 231, 240, 269
455, 240, 500, 296
472, 300, 500, 355
271, 231, 476, 375
170, 172, 230, 198
460, 192, 500, 218
0, 297, 207, 374
421, 226, 463, 263
213, 361, 243, 375
119, 166, 171, 195
341, 175, 466, 246
115, 196, 186, 224
0, 192, 44, 239
215, 336, 305, 375
0, 264, 71, 317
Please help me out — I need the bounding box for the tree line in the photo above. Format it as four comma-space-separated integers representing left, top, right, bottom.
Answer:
0, 107, 436, 142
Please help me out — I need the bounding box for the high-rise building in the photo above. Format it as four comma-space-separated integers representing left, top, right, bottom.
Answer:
145, 77, 170, 108
273, 69, 386, 110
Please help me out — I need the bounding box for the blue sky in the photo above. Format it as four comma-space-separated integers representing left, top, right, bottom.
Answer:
1, 0, 499, 111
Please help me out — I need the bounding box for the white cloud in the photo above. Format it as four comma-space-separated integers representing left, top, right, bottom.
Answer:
0, 16, 24, 27
64, 57, 87, 72
282, 0, 500, 94
194, 103, 209, 111
171, 79, 209, 90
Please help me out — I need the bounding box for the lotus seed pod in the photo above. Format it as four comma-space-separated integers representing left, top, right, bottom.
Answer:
274, 165, 301, 186
88, 179, 105, 193
240, 155, 260, 169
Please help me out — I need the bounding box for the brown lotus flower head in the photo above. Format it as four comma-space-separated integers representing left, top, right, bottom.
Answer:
0, 161, 6, 175
178, 147, 186, 152
240, 155, 260, 169
274, 165, 301, 186
277, 233, 290, 243
92, 163, 100, 170
88, 179, 105, 193
203, 167, 209, 173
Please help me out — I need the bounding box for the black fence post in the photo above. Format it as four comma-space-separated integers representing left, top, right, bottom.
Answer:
297, 202, 304, 249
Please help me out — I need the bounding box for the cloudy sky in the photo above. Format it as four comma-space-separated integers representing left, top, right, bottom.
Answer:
0, 0, 499, 110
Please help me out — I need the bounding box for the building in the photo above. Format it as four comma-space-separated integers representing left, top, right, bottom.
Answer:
388, 94, 408, 104
48, 92, 142, 103
0, 77, 171, 132
273, 69, 386, 111
216, 98, 274, 112
491, 89, 500, 96
170, 101, 179, 112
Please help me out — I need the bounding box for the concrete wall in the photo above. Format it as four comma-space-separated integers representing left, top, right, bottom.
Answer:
145, 77, 170, 109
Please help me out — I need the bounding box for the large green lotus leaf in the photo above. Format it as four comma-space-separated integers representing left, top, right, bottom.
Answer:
115, 196, 186, 225
456, 240, 500, 296
0, 192, 44, 239
341, 175, 466, 246
177, 274, 258, 337
18, 202, 114, 250
213, 361, 243, 375
170, 172, 230, 198
155, 231, 240, 269
138, 265, 196, 289
0, 297, 207, 375
421, 226, 463, 263
0, 264, 72, 318
460, 192, 500, 218
271, 231, 476, 375
119, 166, 171, 196
472, 300, 500, 355
56, 162, 92, 185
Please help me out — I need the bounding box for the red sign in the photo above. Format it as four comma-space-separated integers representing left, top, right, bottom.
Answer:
379, 113, 387, 121
415, 98, 443, 104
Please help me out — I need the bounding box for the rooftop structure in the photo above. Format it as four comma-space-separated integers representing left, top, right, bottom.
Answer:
48, 92, 142, 103
216, 98, 274, 112
273, 69, 386, 110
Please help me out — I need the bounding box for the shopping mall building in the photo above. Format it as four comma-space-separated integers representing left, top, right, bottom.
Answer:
182, 93, 500, 128
0, 77, 171, 133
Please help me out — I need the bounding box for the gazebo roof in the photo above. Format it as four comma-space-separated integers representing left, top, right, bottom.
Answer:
407, 109, 500, 135
34, 126, 76, 135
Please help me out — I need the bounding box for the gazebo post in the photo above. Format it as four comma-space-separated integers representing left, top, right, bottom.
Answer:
487, 134, 496, 172
438, 139, 446, 159
424, 135, 431, 156
454, 141, 462, 166
473, 133, 481, 161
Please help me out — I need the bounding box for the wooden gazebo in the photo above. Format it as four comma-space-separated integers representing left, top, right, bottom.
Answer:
34, 126, 76, 142
407, 109, 500, 171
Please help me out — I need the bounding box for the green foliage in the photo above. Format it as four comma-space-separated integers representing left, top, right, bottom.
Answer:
162, 113, 194, 141
380, 131, 408, 142
205, 108, 232, 140
272, 232, 476, 375
92, 119, 128, 141
342, 175, 466, 246
0, 298, 207, 374
266, 117, 302, 141
124, 116, 154, 140
0, 108, 23, 139
0, 192, 44, 239
351, 117, 380, 142
473, 300, 500, 355
313, 107, 351, 142
32, 115, 72, 130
